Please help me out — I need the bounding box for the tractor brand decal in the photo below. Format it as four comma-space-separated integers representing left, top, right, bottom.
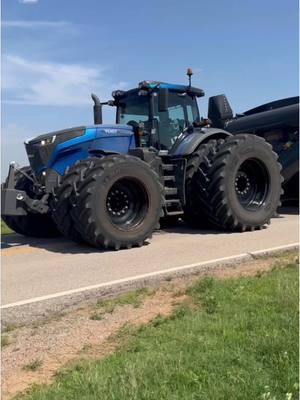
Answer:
103, 129, 119, 134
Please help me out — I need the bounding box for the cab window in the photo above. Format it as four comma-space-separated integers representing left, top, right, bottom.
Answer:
186, 96, 200, 125
154, 92, 186, 149
119, 95, 149, 126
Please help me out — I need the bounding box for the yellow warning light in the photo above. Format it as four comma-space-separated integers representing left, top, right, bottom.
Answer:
187, 68, 193, 77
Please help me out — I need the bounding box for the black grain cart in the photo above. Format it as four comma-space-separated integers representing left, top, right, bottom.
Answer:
208, 95, 299, 204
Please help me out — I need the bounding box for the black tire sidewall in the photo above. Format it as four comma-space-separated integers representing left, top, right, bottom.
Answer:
88, 159, 162, 244
222, 137, 281, 225
51, 159, 98, 242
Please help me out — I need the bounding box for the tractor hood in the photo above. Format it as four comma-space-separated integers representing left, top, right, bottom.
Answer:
25, 124, 135, 176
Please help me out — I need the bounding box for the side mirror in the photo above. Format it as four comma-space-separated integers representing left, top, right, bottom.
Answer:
208, 95, 233, 128
159, 88, 168, 112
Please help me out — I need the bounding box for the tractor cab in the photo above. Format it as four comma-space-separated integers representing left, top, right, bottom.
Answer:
94, 77, 204, 152
115, 81, 204, 150
116, 83, 203, 151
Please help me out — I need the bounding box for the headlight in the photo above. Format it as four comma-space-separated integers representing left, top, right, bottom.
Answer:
40, 135, 56, 146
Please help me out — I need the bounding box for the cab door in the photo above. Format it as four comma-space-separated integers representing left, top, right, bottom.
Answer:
154, 92, 186, 150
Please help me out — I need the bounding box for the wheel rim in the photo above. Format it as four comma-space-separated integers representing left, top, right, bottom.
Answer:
106, 178, 149, 230
235, 158, 270, 210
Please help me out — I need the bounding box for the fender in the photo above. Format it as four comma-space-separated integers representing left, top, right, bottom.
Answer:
172, 127, 232, 156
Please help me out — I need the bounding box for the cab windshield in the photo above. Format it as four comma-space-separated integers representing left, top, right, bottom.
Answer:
118, 94, 150, 126
117, 91, 200, 150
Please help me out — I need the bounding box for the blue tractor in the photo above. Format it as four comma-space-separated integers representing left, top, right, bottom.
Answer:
1, 70, 283, 250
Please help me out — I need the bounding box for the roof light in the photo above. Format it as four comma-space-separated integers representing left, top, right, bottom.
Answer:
187, 68, 193, 77
187, 68, 193, 88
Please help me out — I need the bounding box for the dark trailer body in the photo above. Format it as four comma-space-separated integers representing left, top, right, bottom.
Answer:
208, 95, 299, 203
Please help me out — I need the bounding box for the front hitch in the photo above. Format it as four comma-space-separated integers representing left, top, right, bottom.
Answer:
1, 163, 49, 216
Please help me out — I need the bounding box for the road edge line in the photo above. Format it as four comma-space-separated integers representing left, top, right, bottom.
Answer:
2, 242, 298, 310
1, 253, 250, 309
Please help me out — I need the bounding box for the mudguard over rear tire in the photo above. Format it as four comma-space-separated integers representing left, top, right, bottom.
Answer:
71, 155, 164, 250
184, 134, 283, 231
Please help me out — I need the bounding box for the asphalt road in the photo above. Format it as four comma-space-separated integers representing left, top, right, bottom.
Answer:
1, 209, 298, 307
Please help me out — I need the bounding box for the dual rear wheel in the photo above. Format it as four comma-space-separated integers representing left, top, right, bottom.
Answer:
184, 134, 283, 231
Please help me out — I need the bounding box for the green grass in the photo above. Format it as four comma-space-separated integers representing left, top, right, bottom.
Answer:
95, 288, 153, 314
1, 219, 13, 235
17, 263, 299, 400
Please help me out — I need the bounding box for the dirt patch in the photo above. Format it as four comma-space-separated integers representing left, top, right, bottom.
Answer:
1, 290, 181, 399
1, 253, 297, 399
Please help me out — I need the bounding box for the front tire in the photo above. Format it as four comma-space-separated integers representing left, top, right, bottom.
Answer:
71, 155, 164, 250
51, 159, 97, 243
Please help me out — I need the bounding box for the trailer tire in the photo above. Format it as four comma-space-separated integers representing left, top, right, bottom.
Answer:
186, 134, 283, 231
2, 167, 60, 237
71, 155, 164, 250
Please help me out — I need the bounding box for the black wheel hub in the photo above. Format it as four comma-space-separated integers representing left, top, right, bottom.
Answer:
107, 188, 129, 216
235, 171, 251, 196
106, 178, 149, 229
235, 158, 270, 210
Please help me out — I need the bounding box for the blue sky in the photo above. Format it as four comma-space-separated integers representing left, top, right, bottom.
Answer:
1, 0, 299, 176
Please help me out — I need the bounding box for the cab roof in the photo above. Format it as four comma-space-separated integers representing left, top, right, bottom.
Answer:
139, 81, 205, 97
113, 81, 205, 99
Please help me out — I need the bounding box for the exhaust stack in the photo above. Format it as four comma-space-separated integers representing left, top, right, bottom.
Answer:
91, 93, 102, 125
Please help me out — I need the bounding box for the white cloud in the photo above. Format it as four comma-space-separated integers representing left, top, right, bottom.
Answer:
2, 20, 70, 29
2, 55, 129, 106
1, 123, 29, 179
19, 0, 39, 4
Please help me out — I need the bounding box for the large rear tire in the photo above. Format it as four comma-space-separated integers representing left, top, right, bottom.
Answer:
71, 155, 164, 250
185, 134, 283, 231
184, 140, 224, 228
2, 167, 60, 237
